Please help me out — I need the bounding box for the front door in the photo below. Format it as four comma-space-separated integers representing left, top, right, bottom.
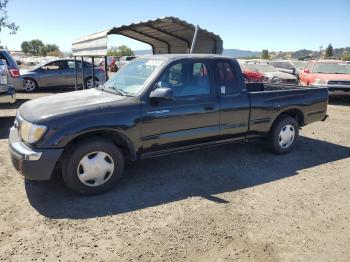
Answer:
38, 60, 67, 87
141, 60, 220, 152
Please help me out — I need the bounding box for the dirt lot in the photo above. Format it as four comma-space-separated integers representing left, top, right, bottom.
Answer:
0, 90, 350, 262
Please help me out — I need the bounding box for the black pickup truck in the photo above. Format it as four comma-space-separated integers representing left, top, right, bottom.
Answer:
9, 54, 328, 194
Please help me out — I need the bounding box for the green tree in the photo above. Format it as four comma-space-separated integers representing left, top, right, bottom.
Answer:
21, 39, 45, 56
47, 50, 63, 57
45, 44, 59, 53
261, 49, 270, 59
107, 45, 134, 57
341, 53, 350, 61
21, 40, 61, 56
0, 0, 19, 34
324, 44, 334, 58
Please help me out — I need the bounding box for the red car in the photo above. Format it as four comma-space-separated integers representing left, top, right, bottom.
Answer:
299, 60, 350, 96
240, 65, 265, 82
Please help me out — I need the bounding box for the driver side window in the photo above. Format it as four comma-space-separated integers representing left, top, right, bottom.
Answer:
157, 61, 210, 97
41, 61, 64, 71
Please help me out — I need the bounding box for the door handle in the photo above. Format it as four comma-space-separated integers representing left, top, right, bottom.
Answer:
204, 105, 214, 111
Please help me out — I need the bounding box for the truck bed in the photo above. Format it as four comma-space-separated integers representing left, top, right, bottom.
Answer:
245, 82, 328, 134
246, 82, 308, 92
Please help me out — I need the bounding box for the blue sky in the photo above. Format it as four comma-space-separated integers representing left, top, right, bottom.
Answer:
1, 0, 350, 52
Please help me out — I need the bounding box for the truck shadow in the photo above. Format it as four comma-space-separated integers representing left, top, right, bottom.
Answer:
25, 136, 350, 219
0, 116, 15, 139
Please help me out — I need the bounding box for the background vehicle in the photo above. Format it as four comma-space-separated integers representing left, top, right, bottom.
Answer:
0, 50, 25, 91
99, 56, 119, 72
0, 59, 16, 104
9, 55, 328, 195
269, 60, 307, 77
20, 59, 106, 92
299, 60, 350, 96
240, 64, 266, 82
243, 64, 298, 84
116, 56, 135, 69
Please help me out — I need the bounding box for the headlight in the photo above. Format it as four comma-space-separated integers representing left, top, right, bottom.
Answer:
314, 78, 326, 85
20, 120, 47, 144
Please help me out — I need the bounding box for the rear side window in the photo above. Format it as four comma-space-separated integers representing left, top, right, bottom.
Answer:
215, 61, 238, 95
0, 53, 9, 65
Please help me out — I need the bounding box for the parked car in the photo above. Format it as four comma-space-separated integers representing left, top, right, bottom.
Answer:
99, 56, 119, 72
0, 59, 16, 104
20, 59, 106, 92
240, 65, 266, 82
0, 50, 25, 91
243, 64, 298, 84
268, 60, 307, 77
9, 54, 328, 195
299, 60, 350, 96
116, 56, 135, 69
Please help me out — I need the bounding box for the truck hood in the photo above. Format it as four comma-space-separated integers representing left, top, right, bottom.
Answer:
19, 88, 128, 123
311, 73, 350, 81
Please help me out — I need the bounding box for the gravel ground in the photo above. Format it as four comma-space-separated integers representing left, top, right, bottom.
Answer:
0, 90, 349, 262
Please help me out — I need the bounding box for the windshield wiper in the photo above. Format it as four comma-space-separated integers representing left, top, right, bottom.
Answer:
104, 85, 131, 96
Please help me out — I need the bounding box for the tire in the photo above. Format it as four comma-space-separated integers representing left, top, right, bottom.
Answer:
24, 78, 38, 92
268, 115, 299, 154
62, 138, 124, 195
84, 77, 99, 89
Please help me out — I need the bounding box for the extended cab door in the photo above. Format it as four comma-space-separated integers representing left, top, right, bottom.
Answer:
214, 59, 250, 137
141, 60, 220, 151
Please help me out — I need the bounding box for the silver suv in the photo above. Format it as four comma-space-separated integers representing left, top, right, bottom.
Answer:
0, 50, 25, 91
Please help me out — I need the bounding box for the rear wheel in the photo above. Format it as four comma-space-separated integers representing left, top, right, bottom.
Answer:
24, 78, 38, 92
268, 116, 299, 154
62, 138, 124, 195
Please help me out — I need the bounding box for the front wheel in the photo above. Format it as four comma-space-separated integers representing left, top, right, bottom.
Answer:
268, 116, 299, 154
84, 77, 99, 89
24, 78, 38, 92
62, 138, 124, 195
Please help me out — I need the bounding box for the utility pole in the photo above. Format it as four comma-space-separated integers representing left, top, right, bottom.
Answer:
319, 45, 323, 59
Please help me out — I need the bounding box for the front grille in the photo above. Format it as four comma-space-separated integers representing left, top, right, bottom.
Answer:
328, 80, 350, 85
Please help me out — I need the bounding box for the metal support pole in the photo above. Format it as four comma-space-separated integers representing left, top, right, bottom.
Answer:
104, 56, 108, 82
81, 57, 85, 89
74, 56, 78, 91
91, 56, 95, 88
190, 25, 199, 54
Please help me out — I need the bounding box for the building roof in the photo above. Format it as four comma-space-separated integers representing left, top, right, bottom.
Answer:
72, 17, 223, 56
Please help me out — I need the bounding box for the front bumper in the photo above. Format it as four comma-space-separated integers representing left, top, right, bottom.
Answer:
312, 84, 350, 96
8, 127, 63, 180
0, 87, 16, 104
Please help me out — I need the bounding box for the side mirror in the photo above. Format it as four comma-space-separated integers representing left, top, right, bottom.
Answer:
150, 87, 174, 101
303, 69, 310, 74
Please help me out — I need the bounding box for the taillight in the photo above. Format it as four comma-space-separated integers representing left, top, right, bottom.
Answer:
9, 68, 20, 78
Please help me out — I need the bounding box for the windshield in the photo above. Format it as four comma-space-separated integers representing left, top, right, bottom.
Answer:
244, 64, 278, 73
103, 58, 164, 95
292, 60, 307, 70
312, 62, 350, 74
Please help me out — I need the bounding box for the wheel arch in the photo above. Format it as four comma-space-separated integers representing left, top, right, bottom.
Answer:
61, 129, 137, 162
23, 77, 39, 87
271, 108, 305, 131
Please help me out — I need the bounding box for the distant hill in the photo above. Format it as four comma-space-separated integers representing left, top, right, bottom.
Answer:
133, 49, 260, 58
133, 47, 350, 59
223, 49, 260, 58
